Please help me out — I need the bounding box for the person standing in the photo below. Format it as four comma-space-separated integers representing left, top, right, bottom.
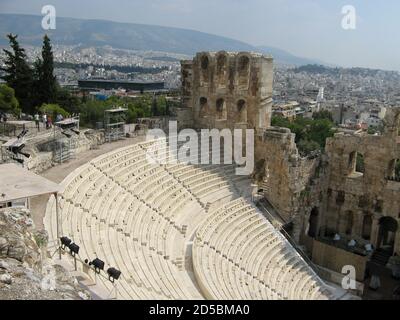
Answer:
43, 113, 48, 129
47, 114, 52, 129
34, 112, 40, 131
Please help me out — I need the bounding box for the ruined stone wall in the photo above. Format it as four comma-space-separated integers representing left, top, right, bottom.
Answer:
179, 51, 400, 261
255, 127, 322, 229
180, 51, 273, 131
296, 155, 330, 245
179, 52, 321, 235
176, 108, 194, 130
320, 108, 400, 255
10, 130, 105, 173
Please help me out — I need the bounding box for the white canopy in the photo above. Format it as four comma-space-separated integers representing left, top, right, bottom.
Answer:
0, 163, 60, 202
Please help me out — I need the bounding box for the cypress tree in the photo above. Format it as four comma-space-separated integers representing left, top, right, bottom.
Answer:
165, 98, 170, 116
0, 34, 34, 114
151, 95, 158, 116
36, 34, 57, 104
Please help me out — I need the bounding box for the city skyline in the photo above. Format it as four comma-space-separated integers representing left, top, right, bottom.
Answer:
0, 0, 399, 71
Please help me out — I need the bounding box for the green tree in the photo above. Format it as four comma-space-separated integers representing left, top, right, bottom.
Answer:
126, 94, 152, 123
157, 95, 167, 116
0, 84, 20, 115
151, 95, 158, 116
35, 35, 57, 104
78, 99, 114, 128
271, 115, 335, 153
307, 119, 334, 148
271, 116, 291, 128
313, 110, 333, 122
55, 87, 80, 114
0, 34, 34, 114
165, 98, 170, 116
356, 153, 365, 173
39, 103, 69, 119
297, 139, 320, 156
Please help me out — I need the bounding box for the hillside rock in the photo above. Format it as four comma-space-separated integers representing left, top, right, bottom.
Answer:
0, 207, 91, 300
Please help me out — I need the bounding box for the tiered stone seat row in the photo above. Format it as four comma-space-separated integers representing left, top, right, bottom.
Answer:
192, 198, 335, 300
45, 140, 208, 299
44, 139, 331, 301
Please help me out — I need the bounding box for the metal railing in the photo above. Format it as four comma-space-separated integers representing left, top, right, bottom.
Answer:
386, 175, 400, 182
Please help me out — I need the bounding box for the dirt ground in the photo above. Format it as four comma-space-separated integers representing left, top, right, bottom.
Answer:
30, 136, 145, 230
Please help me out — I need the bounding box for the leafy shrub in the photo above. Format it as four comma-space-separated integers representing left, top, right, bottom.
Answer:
39, 103, 69, 118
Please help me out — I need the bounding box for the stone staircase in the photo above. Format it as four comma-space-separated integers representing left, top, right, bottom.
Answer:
370, 248, 392, 266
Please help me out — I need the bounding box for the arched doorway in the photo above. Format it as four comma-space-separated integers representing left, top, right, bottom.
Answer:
377, 217, 398, 255
307, 207, 319, 238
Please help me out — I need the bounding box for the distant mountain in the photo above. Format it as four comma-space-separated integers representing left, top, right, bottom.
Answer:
0, 13, 327, 66
256, 46, 329, 67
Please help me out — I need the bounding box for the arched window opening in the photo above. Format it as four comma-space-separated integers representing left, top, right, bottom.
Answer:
217, 54, 227, 73
388, 159, 400, 182
307, 207, 319, 238
348, 151, 365, 175
356, 153, 365, 174
238, 56, 250, 87
216, 54, 227, 87
345, 211, 354, 236
336, 191, 345, 206
374, 200, 383, 213
377, 217, 398, 254
238, 56, 249, 73
200, 55, 209, 70
362, 215, 373, 240
199, 97, 208, 117
358, 195, 369, 209
348, 151, 357, 174
237, 99, 247, 123
216, 98, 227, 120
200, 55, 209, 85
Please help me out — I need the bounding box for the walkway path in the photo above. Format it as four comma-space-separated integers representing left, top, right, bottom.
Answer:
30, 136, 145, 229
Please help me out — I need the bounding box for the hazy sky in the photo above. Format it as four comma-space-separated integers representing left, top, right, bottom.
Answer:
0, 0, 399, 70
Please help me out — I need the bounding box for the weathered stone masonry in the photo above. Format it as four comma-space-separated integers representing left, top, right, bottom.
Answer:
320, 108, 400, 255
178, 51, 400, 258
178, 51, 319, 239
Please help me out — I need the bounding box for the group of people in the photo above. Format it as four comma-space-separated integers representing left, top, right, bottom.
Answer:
1, 111, 67, 133
34, 112, 64, 131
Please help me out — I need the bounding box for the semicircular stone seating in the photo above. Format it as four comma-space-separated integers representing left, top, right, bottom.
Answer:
192, 198, 336, 300
45, 138, 337, 300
